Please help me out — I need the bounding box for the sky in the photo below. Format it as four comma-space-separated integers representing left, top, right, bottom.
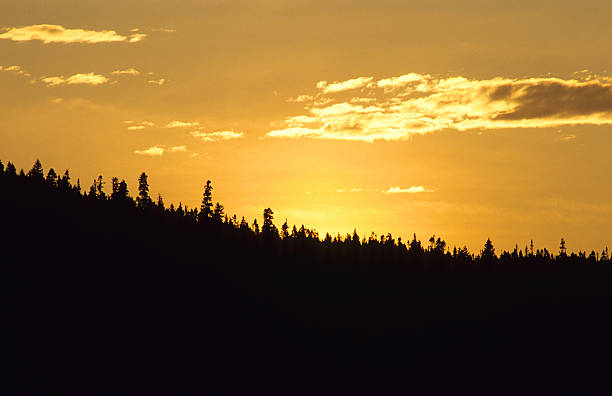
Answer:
1, 0, 611, 253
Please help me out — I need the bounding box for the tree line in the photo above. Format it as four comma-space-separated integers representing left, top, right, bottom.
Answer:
1, 158, 608, 268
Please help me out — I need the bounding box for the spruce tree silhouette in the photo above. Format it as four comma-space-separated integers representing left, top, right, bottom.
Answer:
482, 238, 496, 261
252, 218, 260, 234
5, 161, 17, 176
281, 220, 290, 239
58, 170, 71, 191
111, 177, 120, 199
262, 208, 277, 237
559, 237, 567, 257
27, 159, 44, 181
45, 168, 58, 186
96, 175, 106, 200
213, 202, 224, 222
239, 216, 249, 231
118, 180, 130, 203
137, 172, 152, 209
88, 179, 98, 198
199, 180, 213, 222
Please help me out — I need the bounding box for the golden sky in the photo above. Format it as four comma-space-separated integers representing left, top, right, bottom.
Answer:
1, 0, 611, 252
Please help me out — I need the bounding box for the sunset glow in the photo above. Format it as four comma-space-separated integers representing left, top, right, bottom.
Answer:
1, 0, 610, 252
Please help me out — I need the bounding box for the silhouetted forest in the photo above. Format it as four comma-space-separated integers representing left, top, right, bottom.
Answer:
4, 158, 611, 394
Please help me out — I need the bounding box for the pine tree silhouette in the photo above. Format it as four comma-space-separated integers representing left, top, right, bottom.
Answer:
213, 202, 224, 222
482, 238, 496, 261
199, 180, 213, 222
27, 159, 44, 181
137, 172, 152, 209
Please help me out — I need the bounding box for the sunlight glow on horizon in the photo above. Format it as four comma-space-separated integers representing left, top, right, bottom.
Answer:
1, 1, 610, 252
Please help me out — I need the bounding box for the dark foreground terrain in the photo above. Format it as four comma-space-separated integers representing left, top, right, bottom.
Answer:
3, 162, 611, 393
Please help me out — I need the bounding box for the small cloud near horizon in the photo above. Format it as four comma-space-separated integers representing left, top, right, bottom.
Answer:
41, 72, 109, 87
112, 68, 140, 76
166, 120, 200, 128
191, 130, 245, 142
559, 134, 577, 142
126, 121, 155, 130
134, 146, 164, 156
383, 186, 434, 194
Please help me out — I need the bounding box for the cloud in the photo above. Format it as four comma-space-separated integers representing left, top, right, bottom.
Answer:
382, 186, 434, 194
148, 78, 166, 86
288, 95, 313, 103
0, 65, 31, 77
350, 187, 363, 192
191, 130, 245, 142
41, 72, 109, 87
0, 24, 146, 44
169, 145, 187, 152
316, 77, 374, 94
377, 73, 425, 90
112, 68, 140, 76
266, 72, 612, 142
152, 28, 176, 33
134, 146, 164, 156
166, 120, 200, 128
3, 65, 22, 73
559, 134, 577, 142
40, 77, 65, 87
126, 121, 154, 130
128, 34, 147, 43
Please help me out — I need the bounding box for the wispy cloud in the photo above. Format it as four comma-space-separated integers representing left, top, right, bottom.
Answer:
0, 24, 146, 44
382, 186, 434, 194
559, 134, 577, 142
0, 64, 34, 79
317, 77, 374, 94
169, 145, 187, 152
134, 146, 164, 156
41, 72, 109, 87
288, 94, 313, 103
266, 72, 612, 142
1, 65, 23, 74
152, 28, 176, 33
126, 121, 154, 130
191, 130, 245, 142
166, 120, 200, 128
148, 78, 165, 86
112, 68, 140, 76
377, 73, 424, 90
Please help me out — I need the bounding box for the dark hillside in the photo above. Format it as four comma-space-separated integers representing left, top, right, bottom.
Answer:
3, 160, 611, 393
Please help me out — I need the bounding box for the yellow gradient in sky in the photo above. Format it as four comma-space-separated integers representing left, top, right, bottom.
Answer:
1, 0, 611, 253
